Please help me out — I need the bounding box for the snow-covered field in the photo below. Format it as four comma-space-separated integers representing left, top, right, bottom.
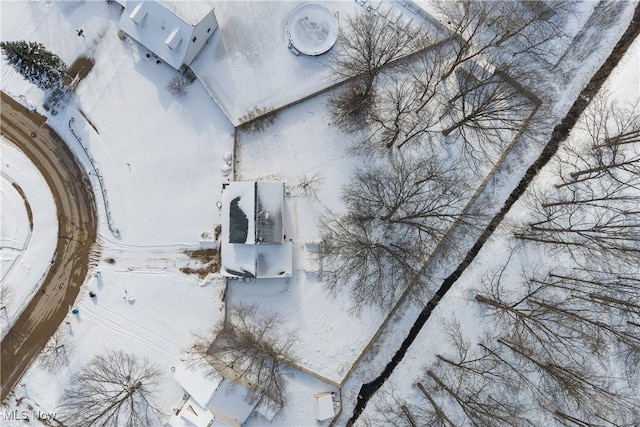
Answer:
192, 0, 416, 125
232, 93, 384, 384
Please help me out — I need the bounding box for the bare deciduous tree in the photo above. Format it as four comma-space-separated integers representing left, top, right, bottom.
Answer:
364, 382, 433, 427
329, 11, 540, 161
298, 171, 324, 200
478, 260, 640, 366
318, 154, 467, 311
58, 350, 163, 426
167, 75, 189, 97
473, 254, 640, 423
556, 96, 640, 189
440, 62, 534, 166
329, 11, 427, 129
493, 337, 638, 424
206, 304, 298, 415
516, 188, 640, 266
370, 324, 529, 426
318, 210, 424, 311
39, 329, 73, 373
434, 0, 574, 72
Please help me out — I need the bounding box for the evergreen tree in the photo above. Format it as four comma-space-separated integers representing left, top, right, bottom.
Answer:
0, 40, 67, 90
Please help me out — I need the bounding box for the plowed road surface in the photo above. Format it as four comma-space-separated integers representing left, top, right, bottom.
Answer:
1, 92, 98, 401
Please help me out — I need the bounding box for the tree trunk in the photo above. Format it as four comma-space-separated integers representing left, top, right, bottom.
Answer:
474, 294, 529, 320
569, 160, 638, 178
442, 117, 471, 136
416, 382, 457, 427
400, 405, 418, 427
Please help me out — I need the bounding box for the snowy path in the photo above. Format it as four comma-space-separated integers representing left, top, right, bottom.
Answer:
97, 237, 204, 273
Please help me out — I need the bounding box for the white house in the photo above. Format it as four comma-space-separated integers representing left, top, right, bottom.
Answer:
118, 0, 218, 70
167, 363, 257, 427
220, 181, 293, 279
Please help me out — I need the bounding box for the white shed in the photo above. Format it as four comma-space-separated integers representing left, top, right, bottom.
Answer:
315, 392, 336, 422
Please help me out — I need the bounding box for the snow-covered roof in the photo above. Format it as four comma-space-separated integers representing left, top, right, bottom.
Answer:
255, 181, 285, 243
167, 396, 215, 427
173, 363, 223, 409
224, 181, 284, 245
221, 182, 292, 279
170, 363, 256, 427
316, 393, 335, 421
118, 0, 217, 69
208, 380, 256, 426
160, 1, 215, 26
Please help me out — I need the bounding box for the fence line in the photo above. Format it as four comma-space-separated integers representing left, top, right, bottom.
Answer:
68, 117, 119, 237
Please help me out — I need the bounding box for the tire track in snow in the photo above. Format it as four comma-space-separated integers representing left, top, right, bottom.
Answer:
78, 300, 182, 359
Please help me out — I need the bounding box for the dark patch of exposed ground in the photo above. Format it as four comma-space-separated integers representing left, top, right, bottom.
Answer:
181, 247, 221, 279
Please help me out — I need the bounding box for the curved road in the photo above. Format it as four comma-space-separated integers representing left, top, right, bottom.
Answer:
1, 92, 98, 401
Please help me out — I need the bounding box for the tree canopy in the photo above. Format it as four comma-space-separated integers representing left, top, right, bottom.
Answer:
1, 40, 67, 90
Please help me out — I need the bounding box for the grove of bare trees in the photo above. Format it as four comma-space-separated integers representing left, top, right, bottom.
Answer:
319, 0, 574, 313
363, 91, 640, 426
516, 96, 640, 266
369, 299, 639, 427
57, 350, 163, 426
329, 0, 567, 159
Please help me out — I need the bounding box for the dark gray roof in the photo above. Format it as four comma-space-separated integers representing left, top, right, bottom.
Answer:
228, 196, 249, 244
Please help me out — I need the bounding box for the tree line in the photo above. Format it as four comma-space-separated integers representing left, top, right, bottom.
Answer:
364, 94, 640, 426
319, 0, 571, 313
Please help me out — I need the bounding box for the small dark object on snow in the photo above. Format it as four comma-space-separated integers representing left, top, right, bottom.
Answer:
71, 308, 79, 315
89, 291, 96, 298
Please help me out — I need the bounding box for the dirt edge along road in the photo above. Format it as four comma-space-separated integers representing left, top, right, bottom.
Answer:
1, 92, 99, 401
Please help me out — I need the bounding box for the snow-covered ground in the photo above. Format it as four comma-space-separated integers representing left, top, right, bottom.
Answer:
231, 94, 381, 383
192, 0, 423, 125
0, 139, 58, 337
2, 0, 638, 426
1, 0, 232, 424
356, 12, 640, 426
1, 1, 346, 425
